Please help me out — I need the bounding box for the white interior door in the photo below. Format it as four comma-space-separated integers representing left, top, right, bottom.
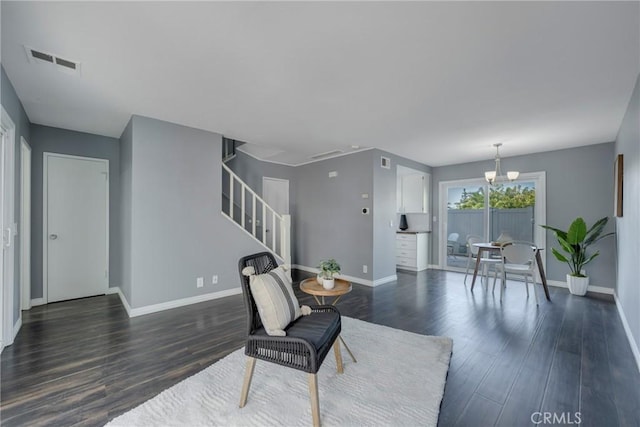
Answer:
1, 106, 16, 350
0, 126, 6, 349
20, 139, 31, 310
263, 177, 289, 215
44, 153, 108, 303
262, 177, 289, 254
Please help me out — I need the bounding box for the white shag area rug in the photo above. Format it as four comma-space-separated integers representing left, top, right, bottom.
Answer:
106, 317, 452, 427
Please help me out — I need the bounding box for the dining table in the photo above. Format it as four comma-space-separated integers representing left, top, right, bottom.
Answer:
470, 242, 551, 301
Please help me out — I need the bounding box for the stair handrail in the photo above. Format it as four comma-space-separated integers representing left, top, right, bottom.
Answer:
221, 162, 290, 265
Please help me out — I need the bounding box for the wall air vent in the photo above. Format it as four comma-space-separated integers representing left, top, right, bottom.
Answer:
24, 46, 81, 75
381, 156, 391, 169
310, 149, 344, 160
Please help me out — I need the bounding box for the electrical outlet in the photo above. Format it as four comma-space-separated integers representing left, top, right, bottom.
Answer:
212, 275, 219, 284
363, 265, 368, 273
197, 277, 204, 288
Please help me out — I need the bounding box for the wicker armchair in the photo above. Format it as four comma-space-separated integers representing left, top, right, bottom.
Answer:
238, 252, 343, 427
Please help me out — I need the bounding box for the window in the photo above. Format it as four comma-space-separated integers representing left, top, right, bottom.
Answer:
439, 172, 546, 270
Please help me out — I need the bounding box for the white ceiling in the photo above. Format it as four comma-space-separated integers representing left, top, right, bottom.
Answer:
2, 2, 638, 166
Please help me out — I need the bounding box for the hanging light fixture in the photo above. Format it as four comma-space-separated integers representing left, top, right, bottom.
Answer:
484, 143, 519, 185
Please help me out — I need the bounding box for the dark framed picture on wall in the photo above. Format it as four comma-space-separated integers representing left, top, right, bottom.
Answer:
614, 154, 623, 217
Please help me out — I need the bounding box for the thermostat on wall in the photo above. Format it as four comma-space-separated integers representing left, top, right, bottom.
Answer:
362, 207, 370, 215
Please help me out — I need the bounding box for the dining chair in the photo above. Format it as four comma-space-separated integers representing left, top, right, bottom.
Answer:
494, 241, 539, 304
238, 252, 343, 427
464, 235, 502, 284
447, 232, 460, 259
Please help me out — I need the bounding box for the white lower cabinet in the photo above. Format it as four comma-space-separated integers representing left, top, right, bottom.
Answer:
396, 232, 428, 271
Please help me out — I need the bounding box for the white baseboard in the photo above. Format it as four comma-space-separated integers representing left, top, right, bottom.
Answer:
106, 286, 132, 317
107, 286, 242, 318
13, 317, 22, 341
292, 264, 389, 287
614, 292, 640, 372
373, 275, 397, 286
30, 298, 45, 306
546, 279, 614, 295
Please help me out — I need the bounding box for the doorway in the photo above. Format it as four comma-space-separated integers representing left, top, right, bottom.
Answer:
43, 153, 108, 303
439, 172, 546, 271
1, 106, 16, 350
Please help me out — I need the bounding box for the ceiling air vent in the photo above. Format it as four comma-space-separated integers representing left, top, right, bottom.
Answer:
310, 149, 344, 160
24, 46, 81, 75
30, 49, 54, 63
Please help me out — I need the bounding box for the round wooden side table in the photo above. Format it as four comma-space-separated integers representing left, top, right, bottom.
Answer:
300, 277, 357, 363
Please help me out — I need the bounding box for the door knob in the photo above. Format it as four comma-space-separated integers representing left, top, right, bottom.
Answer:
49, 234, 58, 240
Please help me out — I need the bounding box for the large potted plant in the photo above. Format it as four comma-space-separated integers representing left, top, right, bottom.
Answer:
317, 259, 341, 290
541, 217, 613, 296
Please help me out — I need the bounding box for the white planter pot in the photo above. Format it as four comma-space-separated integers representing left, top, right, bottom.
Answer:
567, 274, 589, 296
316, 275, 324, 285
322, 278, 335, 290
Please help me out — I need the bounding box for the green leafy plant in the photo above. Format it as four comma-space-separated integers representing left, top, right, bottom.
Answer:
317, 259, 341, 279
541, 217, 613, 277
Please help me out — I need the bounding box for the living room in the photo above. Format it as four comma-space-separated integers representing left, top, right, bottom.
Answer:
1, 2, 639, 426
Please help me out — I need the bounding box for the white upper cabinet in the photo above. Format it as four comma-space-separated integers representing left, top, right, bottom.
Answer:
397, 165, 430, 213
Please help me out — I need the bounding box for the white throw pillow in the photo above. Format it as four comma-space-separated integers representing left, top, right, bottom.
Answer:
248, 266, 302, 336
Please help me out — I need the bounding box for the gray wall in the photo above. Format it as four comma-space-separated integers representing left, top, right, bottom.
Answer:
119, 119, 133, 304
431, 142, 617, 288
1, 66, 31, 324
293, 150, 375, 281
228, 148, 432, 283
614, 73, 639, 357
30, 125, 121, 298
125, 116, 266, 308
226, 149, 296, 200
373, 149, 432, 281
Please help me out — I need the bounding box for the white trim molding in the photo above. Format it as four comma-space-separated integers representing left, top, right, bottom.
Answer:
12, 317, 22, 341
546, 279, 615, 295
292, 264, 396, 287
30, 298, 45, 307
614, 292, 640, 372
107, 286, 242, 318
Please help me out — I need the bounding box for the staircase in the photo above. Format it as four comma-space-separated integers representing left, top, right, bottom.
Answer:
221, 162, 291, 265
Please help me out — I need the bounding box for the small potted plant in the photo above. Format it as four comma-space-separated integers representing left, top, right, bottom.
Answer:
541, 217, 613, 296
317, 259, 341, 290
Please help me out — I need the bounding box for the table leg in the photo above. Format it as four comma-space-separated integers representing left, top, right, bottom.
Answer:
471, 249, 483, 290
312, 295, 322, 305
535, 250, 551, 301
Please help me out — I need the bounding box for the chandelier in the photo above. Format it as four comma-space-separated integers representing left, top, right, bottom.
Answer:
484, 143, 519, 185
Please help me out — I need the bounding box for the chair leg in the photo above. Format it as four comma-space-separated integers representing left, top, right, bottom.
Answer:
525, 276, 530, 297
531, 274, 539, 305
500, 271, 506, 302
308, 373, 321, 427
333, 338, 344, 374
239, 357, 256, 408
464, 254, 473, 284
492, 268, 498, 292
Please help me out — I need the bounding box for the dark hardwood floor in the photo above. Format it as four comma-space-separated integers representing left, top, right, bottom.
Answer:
1, 269, 639, 426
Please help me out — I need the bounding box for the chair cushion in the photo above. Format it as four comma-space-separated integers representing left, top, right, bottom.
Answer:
285, 311, 341, 350
249, 266, 302, 336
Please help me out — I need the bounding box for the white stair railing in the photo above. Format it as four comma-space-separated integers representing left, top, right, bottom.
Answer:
222, 162, 291, 265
